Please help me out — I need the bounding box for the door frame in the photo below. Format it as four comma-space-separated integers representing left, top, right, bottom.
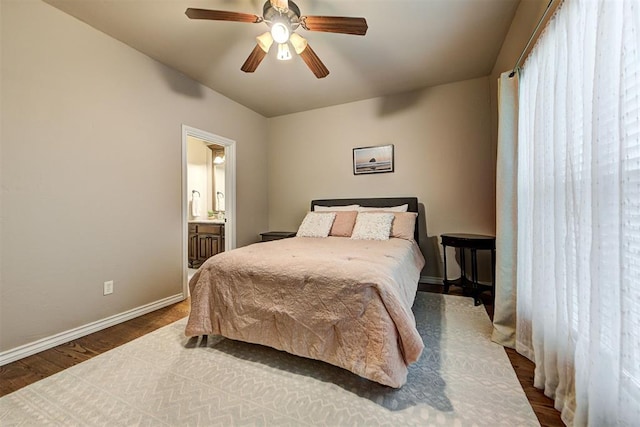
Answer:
182, 125, 236, 296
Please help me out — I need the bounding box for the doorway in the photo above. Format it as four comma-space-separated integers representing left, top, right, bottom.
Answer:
182, 125, 236, 296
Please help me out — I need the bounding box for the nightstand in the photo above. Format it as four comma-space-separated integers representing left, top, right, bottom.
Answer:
260, 231, 297, 242
441, 233, 496, 306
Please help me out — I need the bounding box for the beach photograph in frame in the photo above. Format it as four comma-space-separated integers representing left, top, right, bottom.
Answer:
353, 144, 394, 175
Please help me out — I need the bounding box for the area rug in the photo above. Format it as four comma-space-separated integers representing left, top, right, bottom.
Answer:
0, 293, 539, 426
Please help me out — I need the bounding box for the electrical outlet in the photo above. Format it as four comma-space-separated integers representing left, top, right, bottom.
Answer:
103, 280, 114, 295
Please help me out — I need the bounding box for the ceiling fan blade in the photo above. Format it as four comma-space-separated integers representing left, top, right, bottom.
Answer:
185, 8, 262, 24
241, 44, 268, 73
298, 44, 329, 79
301, 16, 368, 36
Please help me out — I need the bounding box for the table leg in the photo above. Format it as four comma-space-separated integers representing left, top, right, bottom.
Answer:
460, 248, 466, 292
491, 247, 496, 302
471, 248, 481, 306
442, 243, 449, 293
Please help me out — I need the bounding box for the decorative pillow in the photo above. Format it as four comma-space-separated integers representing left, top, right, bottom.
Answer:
296, 212, 336, 237
351, 212, 395, 241
390, 212, 418, 241
357, 204, 409, 213
314, 204, 360, 212
329, 211, 358, 237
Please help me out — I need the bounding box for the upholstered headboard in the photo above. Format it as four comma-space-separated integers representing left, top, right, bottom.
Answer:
310, 197, 420, 242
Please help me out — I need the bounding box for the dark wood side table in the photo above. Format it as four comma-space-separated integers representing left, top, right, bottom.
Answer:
260, 231, 297, 242
441, 233, 496, 306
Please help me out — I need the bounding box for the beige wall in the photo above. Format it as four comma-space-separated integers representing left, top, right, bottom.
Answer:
0, 1, 268, 352
267, 77, 495, 279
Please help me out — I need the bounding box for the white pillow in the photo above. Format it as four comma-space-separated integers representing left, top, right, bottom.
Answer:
314, 204, 360, 212
351, 212, 395, 241
357, 204, 409, 212
296, 212, 336, 237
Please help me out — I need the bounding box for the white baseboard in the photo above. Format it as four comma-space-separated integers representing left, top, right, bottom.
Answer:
0, 293, 186, 366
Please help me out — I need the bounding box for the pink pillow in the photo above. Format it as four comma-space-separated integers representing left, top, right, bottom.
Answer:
390, 212, 418, 241
329, 211, 358, 237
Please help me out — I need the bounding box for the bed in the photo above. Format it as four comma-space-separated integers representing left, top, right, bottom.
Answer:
185, 197, 426, 388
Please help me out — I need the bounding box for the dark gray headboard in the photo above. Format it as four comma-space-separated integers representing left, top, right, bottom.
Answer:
310, 197, 420, 242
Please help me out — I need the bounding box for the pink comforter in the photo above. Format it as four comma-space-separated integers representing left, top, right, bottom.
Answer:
185, 236, 426, 388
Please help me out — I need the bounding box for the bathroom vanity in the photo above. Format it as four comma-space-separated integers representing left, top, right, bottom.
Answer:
188, 220, 225, 268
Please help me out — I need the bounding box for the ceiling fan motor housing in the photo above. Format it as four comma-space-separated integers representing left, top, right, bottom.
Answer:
263, 0, 301, 31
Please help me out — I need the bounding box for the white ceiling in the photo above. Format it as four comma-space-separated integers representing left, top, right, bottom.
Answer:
43, 0, 520, 118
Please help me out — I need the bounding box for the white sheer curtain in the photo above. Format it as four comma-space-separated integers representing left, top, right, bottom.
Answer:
516, 0, 640, 425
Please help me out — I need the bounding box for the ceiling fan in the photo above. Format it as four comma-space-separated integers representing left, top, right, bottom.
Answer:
185, 0, 368, 78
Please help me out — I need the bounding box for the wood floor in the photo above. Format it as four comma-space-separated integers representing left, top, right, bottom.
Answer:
1, 285, 563, 426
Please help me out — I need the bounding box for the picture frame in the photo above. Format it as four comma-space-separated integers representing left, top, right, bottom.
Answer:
353, 144, 394, 175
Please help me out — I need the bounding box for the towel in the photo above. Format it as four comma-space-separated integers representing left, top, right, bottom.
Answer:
191, 191, 200, 218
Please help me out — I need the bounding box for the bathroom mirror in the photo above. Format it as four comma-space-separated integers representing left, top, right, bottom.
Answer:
212, 149, 226, 214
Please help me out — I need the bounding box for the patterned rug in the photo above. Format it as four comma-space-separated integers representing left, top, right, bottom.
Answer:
0, 293, 539, 426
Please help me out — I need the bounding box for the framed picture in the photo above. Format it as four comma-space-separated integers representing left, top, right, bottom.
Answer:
353, 144, 394, 175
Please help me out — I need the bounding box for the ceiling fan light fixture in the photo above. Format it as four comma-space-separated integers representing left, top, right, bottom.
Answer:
186, 1, 367, 78
277, 43, 292, 60
289, 33, 307, 54
271, 21, 290, 44
256, 32, 274, 52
